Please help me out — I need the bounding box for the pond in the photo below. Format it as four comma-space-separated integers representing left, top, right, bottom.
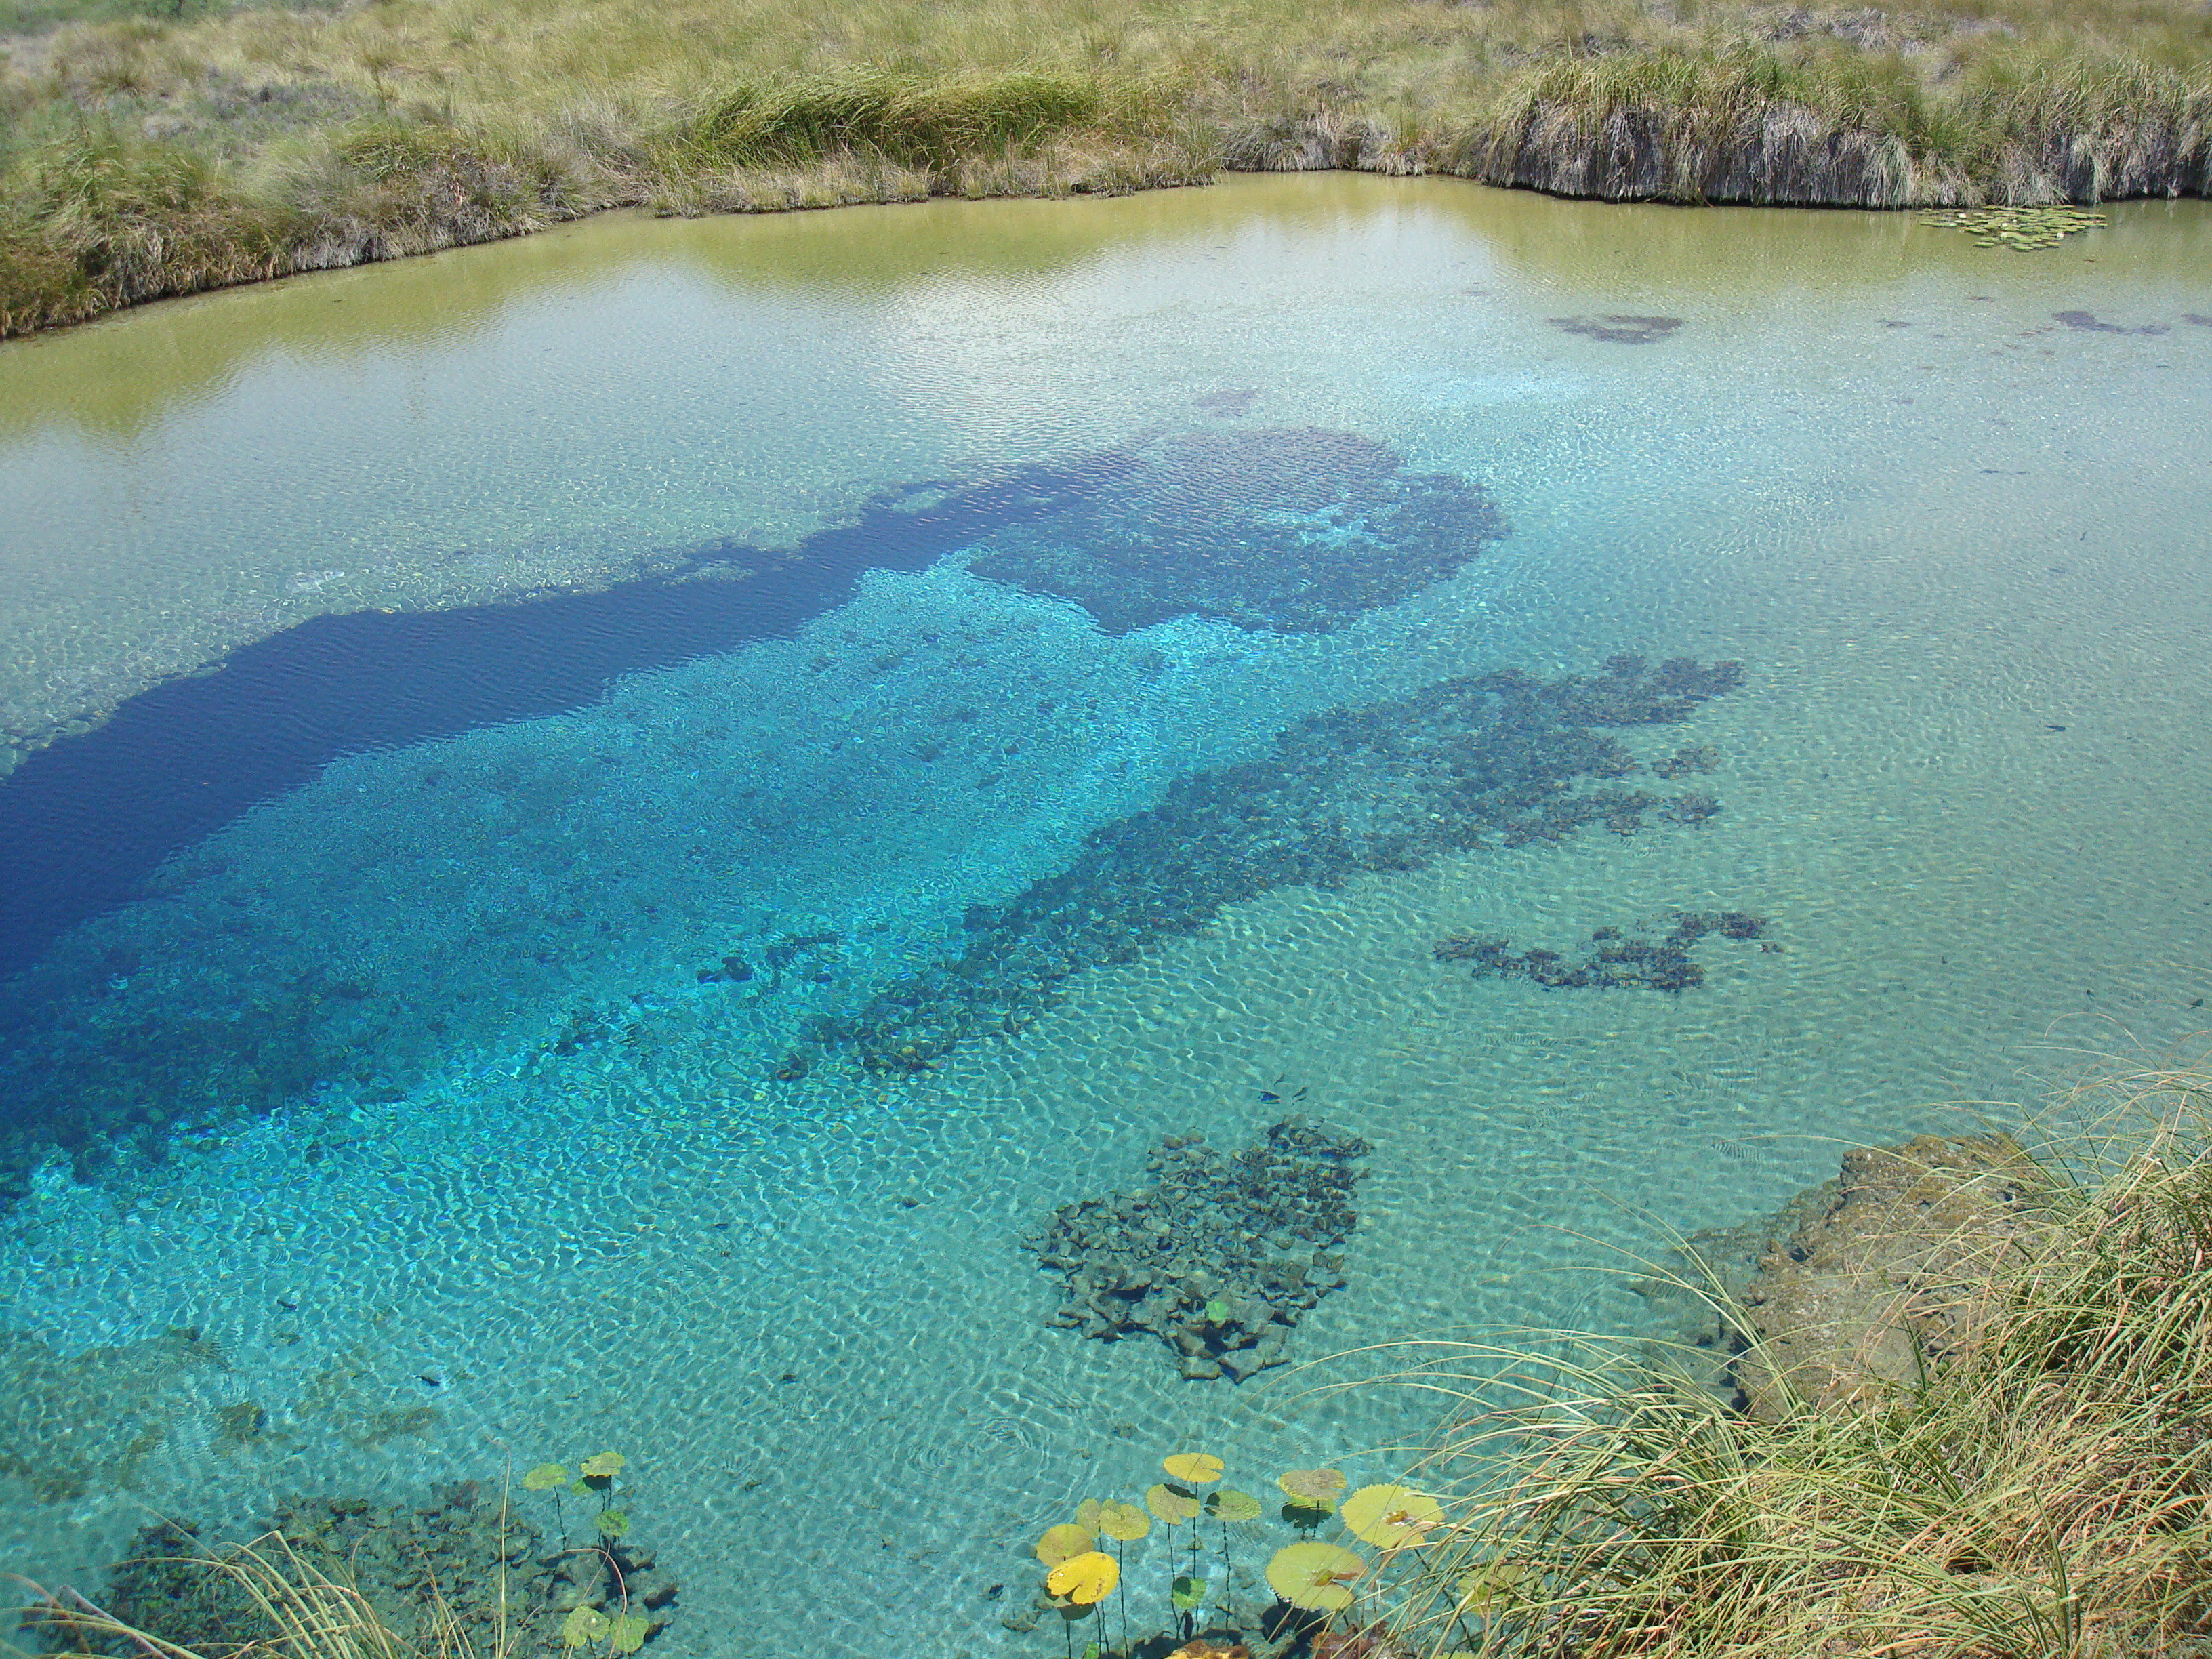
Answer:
1, 173, 2209, 1656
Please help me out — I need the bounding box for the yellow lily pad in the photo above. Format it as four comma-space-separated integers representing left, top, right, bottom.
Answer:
1147, 1482, 1201, 1524
1036, 1522, 1096, 1566
1341, 1483, 1445, 1549
1163, 1452, 1224, 1484
579, 1451, 626, 1479
1097, 1499, 1152, 1542
1266, 1540, 1367, 1612
1277, 1467, 1347, 1509
1046, 1550, 1120, 1605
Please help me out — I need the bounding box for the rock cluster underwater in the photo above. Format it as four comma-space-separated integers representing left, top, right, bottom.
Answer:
1030, 1117, 1370, 1380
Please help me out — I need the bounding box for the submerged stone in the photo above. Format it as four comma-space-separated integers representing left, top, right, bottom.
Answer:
1029, 1117, 1369, 1379
1434, 907, 1768, 993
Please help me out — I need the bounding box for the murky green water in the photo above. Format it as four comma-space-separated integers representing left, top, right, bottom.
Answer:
2, 176, 2209, 1656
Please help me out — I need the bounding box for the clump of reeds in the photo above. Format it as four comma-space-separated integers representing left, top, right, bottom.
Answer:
1361, 1059, 2212, 1658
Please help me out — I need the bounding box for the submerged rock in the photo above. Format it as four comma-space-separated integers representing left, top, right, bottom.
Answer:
1730, 1134, 2051, 1420
1641, 1134, 2053, 1421
1029, 1117, 1368, 1380
1434, 908, 1767, 993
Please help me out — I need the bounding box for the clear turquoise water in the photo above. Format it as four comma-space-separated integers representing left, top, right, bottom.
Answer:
2, 176, 2211, 1655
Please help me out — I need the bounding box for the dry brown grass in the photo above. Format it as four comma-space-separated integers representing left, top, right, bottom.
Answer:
1, 0, 2209, 333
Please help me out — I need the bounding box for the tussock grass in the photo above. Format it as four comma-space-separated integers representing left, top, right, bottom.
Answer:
1347, 1059, 2212, 1658
0, 0, 2208, 331
689, 66, 1103, 167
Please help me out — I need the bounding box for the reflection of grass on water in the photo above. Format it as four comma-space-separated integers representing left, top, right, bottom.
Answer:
0, 0, 2208, 335
1343, 1057, 2212, 1659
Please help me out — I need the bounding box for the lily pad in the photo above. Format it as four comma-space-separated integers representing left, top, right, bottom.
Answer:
1204, 1488, 1263, 1522
1267, 1540, 1367, 1612
1171, 1573, 1209, 1612
523, 1462, 570, 1492
595, 1509, 631, 1540
1147, 1482, 1202, 1524
1046, 1551, 1120, 1606
1341, 1483, 1444, 1549
1162, 1452, 1224, 1484
561, 1606, 612, 1648
1097, 1499, 1151, 1542
1037, 1522, 1096, 1566
1277, 1467, 1347, 1509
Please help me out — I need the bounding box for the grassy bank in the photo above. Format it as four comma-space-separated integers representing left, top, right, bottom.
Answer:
1359, 1057, 2212, 1658
1, 0, 2209, 335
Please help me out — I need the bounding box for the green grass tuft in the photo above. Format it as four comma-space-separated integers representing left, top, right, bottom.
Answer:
691, 65, 1105, 169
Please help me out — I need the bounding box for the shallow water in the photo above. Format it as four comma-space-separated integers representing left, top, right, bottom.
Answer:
2, 175, 2211, 1655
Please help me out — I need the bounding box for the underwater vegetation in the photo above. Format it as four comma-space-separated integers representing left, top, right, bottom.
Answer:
32, 1467, 677, 1658
0, 1324, 228, 1502
1433, 908, 1769, 994
967, 429, 1507, 635
1031, 1117, 1369, 1380
787, 655, 1746, 1080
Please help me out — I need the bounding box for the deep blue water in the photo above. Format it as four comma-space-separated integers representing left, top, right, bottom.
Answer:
0, 460, 1111, 987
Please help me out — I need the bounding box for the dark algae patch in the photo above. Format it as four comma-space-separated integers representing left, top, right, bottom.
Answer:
966, 428, 1507, 634
1031, 1117, 1368, 1380
2052, 310, 2171, 335
1435, 907, 1769, 993
1549, 315, 1685, 344
786, 654, 1745, 1079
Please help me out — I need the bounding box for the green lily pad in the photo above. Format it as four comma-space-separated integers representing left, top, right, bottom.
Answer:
523, 1462, 570, 1492
1205, 1488, 1263, 1522
561, 1605, 611, 1647
609, 1613, 651, 1654
596, 1509, 632, 1539
1172, 1574, 1209, 1612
